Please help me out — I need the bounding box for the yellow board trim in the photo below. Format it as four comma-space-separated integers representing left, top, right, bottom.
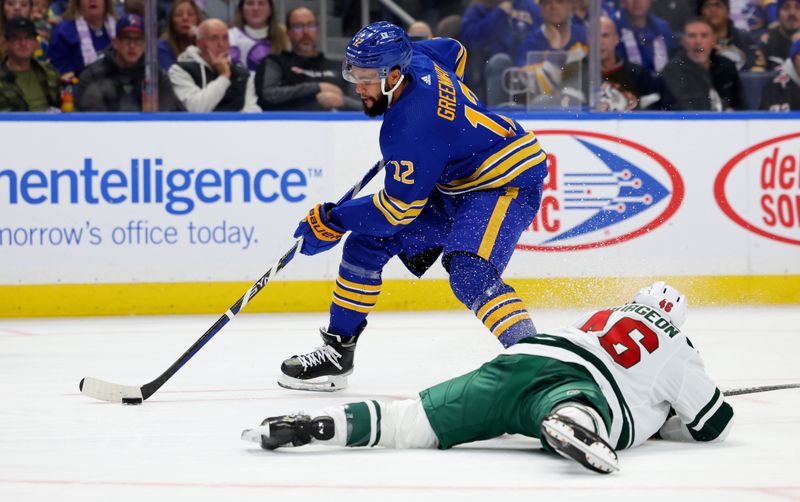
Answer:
1, 275, 799, 317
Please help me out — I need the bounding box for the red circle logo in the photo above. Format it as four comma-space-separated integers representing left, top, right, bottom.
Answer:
517, 130, 684, 252
715, 132, 800, 246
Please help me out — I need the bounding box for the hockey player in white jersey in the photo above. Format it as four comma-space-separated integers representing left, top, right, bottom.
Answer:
242, 282, 734, 474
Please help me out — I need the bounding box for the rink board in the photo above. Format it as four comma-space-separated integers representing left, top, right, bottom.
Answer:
1, 112, 799, 316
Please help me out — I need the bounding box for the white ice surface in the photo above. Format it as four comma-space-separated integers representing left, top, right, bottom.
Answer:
1, 307, 799, 502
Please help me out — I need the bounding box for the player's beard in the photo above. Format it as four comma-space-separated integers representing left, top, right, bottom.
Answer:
362, 92, 389, 117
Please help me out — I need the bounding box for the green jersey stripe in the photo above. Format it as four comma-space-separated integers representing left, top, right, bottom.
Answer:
516, 336, 635, 449
371, 400, 382, 446
688, 388, 722, 429
344, 402, 372, 447
689, 401, 734, 441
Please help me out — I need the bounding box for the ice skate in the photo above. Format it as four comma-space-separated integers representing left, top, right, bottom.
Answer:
241, 414, 335, 450
277, 324, 363, 392
541, 413, 620, 474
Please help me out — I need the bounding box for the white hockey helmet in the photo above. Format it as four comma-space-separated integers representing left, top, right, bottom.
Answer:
631, 281, 687, 328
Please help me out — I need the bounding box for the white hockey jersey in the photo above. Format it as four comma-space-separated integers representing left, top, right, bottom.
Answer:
506, 303, 734, 450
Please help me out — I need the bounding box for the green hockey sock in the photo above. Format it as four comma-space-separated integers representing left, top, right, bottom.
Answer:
344, 400, 382, 447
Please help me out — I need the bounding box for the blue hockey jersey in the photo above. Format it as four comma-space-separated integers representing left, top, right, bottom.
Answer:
330, 38, 548, 237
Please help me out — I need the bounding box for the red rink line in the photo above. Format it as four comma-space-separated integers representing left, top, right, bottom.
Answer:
0, 327, 36, 336
0, 479, 798, 498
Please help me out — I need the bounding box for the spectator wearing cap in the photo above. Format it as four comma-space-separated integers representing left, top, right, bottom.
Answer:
617, 0, 679, 73
760, 38, 800, 109
169, 17, 260, 111
1, 0, 48, 61
699, 0, 757, 70
75, 14, 182, 111
1, 0, 30, 59
254, 7, 359, 111
661, 17, 745, 110
47, 0, 117, 79
0, 16, 60, 110
755, 0, 800, 69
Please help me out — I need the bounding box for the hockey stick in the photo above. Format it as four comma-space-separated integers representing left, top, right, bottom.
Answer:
79, 160, 385, 404
723, 383, 800, 397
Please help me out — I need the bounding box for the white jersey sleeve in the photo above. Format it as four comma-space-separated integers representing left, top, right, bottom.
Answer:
655, 343, 734, 443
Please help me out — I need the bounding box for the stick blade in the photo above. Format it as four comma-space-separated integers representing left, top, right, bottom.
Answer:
79, 377, 144, 403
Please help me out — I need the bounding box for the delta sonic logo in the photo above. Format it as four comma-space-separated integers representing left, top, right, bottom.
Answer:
517, 130, 684, 251
715, 132, 800, 246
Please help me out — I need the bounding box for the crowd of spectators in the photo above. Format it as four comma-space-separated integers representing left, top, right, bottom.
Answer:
459, 0, 800, 110
1, 0, 799, 112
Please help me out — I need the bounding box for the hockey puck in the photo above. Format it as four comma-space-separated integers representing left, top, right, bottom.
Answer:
122, 397, 143, 405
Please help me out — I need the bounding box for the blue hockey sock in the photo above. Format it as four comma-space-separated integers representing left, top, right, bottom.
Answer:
448, 253, 536, 347
328, 262, 382, 337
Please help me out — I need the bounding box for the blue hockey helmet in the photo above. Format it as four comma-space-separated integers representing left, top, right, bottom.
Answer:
342, 21, 413, 84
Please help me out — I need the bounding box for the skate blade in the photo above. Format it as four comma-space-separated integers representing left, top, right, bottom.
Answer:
277, 373, 349, 392
542, 418, 620, 474
241, 426, 269, 444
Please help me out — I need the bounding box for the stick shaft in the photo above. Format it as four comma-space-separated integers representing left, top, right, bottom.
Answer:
722, 383, 800, 397
84, 160, 384, 402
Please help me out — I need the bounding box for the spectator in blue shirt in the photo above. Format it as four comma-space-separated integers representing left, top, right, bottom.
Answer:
47, 0, 116, 79
617, 0, 678, 73
516, 0, 587, 65
461, 0, 541, 104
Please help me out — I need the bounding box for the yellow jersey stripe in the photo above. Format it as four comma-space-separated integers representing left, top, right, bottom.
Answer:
473, 132, 539, 177
336, 276, 382, 292
455, 42, 467, 79
381, 190, 428, 210
477, 187, 519, 260
332, 296, 373, 313
476, 292, 517, 319
438, 150, 546, 195
372, 190, 427, 225
482, 299, 525, 330
451, 142, 542, 191
464, 151, 547, 193
492, 312, 531, 338
440, 133, 539, 187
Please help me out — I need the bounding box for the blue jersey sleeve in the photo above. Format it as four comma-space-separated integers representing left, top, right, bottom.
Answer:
412, 39, 468, 80
330, 113, 448, 237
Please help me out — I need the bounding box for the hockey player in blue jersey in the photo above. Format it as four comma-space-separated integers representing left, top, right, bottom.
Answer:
280, 21, 549, 392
